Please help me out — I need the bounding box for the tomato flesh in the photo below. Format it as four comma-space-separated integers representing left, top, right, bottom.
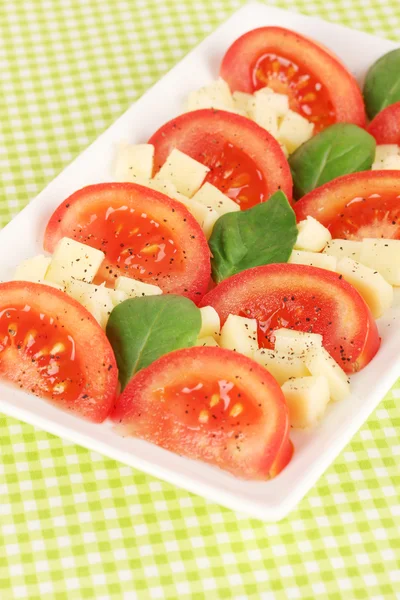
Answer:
200, 264, 380, 373
252, 52, 336, 132
44, 183, 211, 303
0, 282, 117, 422
294, 171, 400, 241
112, 346, 292, 480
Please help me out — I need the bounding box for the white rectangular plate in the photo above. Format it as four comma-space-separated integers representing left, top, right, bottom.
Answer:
0, 2, 399, 521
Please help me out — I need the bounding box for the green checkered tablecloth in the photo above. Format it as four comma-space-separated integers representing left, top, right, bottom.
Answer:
1, 1, 399, 598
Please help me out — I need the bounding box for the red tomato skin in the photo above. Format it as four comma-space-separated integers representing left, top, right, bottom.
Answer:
112, 346, 292, 480
149, 108, 293, 205
0, 282, 118, 423
367, 102, 400, 145
220, 27, 366, 129
44, 183, 211, 304
200, 264, 380, 374
294, 170, 400, 240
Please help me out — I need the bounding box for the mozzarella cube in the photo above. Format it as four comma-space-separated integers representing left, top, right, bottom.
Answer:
249, 97, 279, 137
185, 78, 234, 112
154, 149, 209, 197
192, 182, 240, 216
232, 91, 254, 115
305, 347, 350, 402
219, 314, 258, 356
252, 348, 309, 385
323, 239, 362, 262
274, 328, 323, 355
65, 280, 115, 329
253, 88, 289, 117
289, 249, 337, 271
45, 238, 104, 286
114, 143, 154, 182
379, 155, 400, 170
336, 257, 393, 318
374, 144, 399, 163
295, 216, 331, 252
281, 375, 330, 428
115, 276, 162, 297
278, 110, 314, 154
14, 255, 51, 283
360, 238, 400, 285
199, 306, 220, 340
195, 336, 220, 348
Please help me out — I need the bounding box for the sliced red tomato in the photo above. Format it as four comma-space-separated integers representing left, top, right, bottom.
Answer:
149, 108, 292, 209
0, 282, 117, 422
112, 346, 293, 480
294, 171, 400, 240
220, 27, 366, 133
44, 182, 210, 303
367, 102, 400, 145
200, 264, 379, 373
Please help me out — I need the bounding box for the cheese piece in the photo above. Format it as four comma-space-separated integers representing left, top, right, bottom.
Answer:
281, 375, 330, 428
114, 143, 154, 182
273, 328, 322, 355
253, 88, 289, 117
115, 276, 162, 297
277, 110, 314, 154
199, 306, 220, 340
295, 216, 331, 252
192, 182, 240, 216
374, 144, 399, 163
219, 314, 258, 356
232, 91, 254, 114
248, 96, 279, 137
45, 238, 105, 286
154, 149, 210, 197
323, 239, 362, 262
65, 280, 117, 329
252, 348, 309, 385
195, 336, 220, 347
336, 257, 393, 318
186, 79, 234, 112
304, 347, 350, 402
378, 155, 400, 170
289, 250, 337, 271
14, 255, 51, 283
360, 238, 400, 285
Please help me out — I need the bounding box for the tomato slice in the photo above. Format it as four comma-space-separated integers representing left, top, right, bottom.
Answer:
200, 264, 379, 374
367, 102, 400, 145
149, 108, 292, 209
0, 282, 117, 422
294, 171, 400, 240
112, 346, 292, 480
220, 27, 366, 133
44, 183, 211, 303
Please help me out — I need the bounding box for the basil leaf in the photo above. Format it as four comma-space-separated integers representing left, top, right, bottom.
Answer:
364, 49, 400, 119
289, 124, 376, 199
106, 295, 201, 390
209, 191, 297, 283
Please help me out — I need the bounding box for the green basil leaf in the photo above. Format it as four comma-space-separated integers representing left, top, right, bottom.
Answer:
209, 191, 297, 283
106, 295, 201, 390
364, 49, 400, 119
289, 123, 376, 199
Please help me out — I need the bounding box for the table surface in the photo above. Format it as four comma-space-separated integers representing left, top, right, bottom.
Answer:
1, 1, 400, 599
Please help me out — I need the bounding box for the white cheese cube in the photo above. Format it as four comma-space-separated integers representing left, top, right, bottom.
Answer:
154, 149, 209, 197
65, 280, 115, 329
253, 88, 289, 117
323, 239, 362, 262
289, 250, 337, 271
199, 306, 220, 340
252, 348, 309, 385
374, 144, 399, 163
219, 314, 258, 356
379, 155, 400, 170
360, 238, 400, 285
336, 257, 393, 318
45, 238, 104, 286
281, 375, 330, 428
305, 347, 350, 402
295, 216, 331, 252
114, 143, 154, 182
185, 78, 234, 112
278, 110, 314, 154
195, 336, 220, 348
232, 91, 254, 115
115, 276, 162, 297
192, 182, 240, 216
248, 96, 279, 137
274, 328, 323, 355
14, 255, 51, 283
